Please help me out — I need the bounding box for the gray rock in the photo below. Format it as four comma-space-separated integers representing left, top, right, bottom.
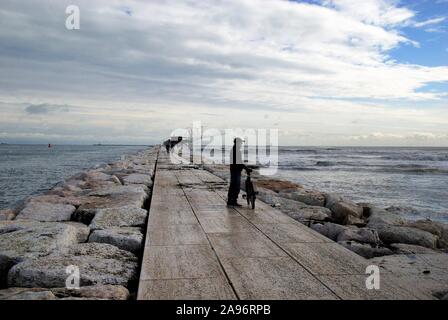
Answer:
8, 243, 139, 288
25, 194, 91, 208
89, 227, 143, 253
366, 206, 406, 227
89, 207, 148, 230
331, 201, 364, 225
254, 187, 279, 206
337, 227, 380, 245
87, 184, 148, 197
390, 243, 440, 254
310, 222, 348, 241
404, 220, 448, 249
0, 288, 56, 300
0, 220, 90, 264
375, 224, 438, 249
278, 189, 326, 207
51, 284, 130, 300
122, 173, 153, 187
74, 185, 149, 224
273, 196, 332, 222
0, 209, 16, 221
324, 193, 344, 209
285, 206, 332, 223
338, 241, 393, 259
16, 202, 76, 222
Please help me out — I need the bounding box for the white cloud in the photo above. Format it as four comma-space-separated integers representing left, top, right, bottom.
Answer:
0, 0, 447, 145
414, 17, 446, 28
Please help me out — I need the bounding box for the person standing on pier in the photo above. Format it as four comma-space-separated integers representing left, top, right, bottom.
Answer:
227, 137, 251, 207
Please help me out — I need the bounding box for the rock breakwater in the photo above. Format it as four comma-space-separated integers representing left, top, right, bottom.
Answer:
0, 146, 159, 300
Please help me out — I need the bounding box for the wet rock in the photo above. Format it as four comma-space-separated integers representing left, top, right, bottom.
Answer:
330, 201, 364, 225
324, 193, 344, 209
337, 227, 380, 245
122, 173, 153, 187
0, 287, 56, 300
0, 209, 16, 221
89, 227, 143, 253
267, 195, 331, 222
366, 206, 406, 227
16, 202, 76, 222
344, 214, 365, 226
51, 284, 130, 300
338, 241, 393, 259
278, 188, 326, 207
8, 243, 139, 288
0, 220, 89, 286
254, 187, 279, 206
285, 206, 332, 224
26, 194, 91, 208
255, 179, 302, 193
404, 220, 448, 249
375, 225, 438, 249
310, 222, 348, 241
0, 220, 90, 263
390, 243, 440, 254
74, 185, 149, 224
89, 207, 148, 230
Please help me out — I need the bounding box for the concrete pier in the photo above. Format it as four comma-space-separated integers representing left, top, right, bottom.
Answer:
137, 150, 430, 300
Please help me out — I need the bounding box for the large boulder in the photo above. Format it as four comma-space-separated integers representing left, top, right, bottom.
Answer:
278, 188, 326, 207
254, 187, 279, 206
122, 173, 153, 187
0, 209, 16, 221
403, 220, 448, 249
0, 220, 89, 263
89, 207, 148, 230
254, 179, 302, 193
0, 220, 89, 286
338, 241, 393, 259
16, 202, 76, 222
330, 201, 364, 225
51, 285, 130, 300
271, 196, 331, 223
285, 207, 332, 224
24, 194, 91, 208
337, 227, 380, 245
390, 243, 440, 254
324, 193, 344, 209
89, 227, 143, 253
74, 185, 149, 224
375, 225, 438, 249
366, 206, 406, 227
310, 222, 348, 241
8, 243, 138, 288
0, 288, 56, 300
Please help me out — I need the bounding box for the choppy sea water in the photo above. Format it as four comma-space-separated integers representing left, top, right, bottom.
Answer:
0, 144, 147, 210
273, 147, 448, 223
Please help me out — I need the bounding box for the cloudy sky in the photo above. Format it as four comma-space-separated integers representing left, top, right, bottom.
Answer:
0, 0, 447, 146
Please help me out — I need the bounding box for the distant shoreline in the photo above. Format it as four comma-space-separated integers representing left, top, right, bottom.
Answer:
1, 143, 448, 148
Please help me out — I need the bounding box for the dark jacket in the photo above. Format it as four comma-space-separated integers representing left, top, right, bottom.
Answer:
230, 144, 248, 172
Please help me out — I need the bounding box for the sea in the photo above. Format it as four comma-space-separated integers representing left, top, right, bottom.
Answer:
274, 147, 448, 223
0, 144, 147, 210
0, 145, 447, 223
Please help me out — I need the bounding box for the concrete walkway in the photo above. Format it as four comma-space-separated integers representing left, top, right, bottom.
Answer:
137, 151, 429, 300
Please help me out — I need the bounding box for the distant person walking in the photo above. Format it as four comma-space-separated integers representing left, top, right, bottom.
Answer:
227, 137, 251, 207
163, 140, 170, 153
